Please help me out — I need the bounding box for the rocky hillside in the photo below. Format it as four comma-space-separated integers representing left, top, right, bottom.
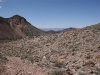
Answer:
0, 17, 21, 40
0, 23, 100, 75
0, 15, 46, 40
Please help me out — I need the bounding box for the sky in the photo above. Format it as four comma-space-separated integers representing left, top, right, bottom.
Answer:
0, 0, 100, 28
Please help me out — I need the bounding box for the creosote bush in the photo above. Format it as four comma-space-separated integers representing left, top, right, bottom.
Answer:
48, 70, 64, 75
0, 55, 8, 63
53, 61, 64, 68
27, 56, 34, 64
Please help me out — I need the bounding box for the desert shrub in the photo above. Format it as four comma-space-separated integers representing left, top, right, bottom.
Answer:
21, 55, 27, 60
48, 70, 64, 75
33, 56, 41, 62
75, 65, 81, 70
83, 61, 95, 67
0, 55, 8, 63
86, 53, 92, 59
72, 52, 76, 56
53, 61, 64, 68
78, 72, 86, 75
28, 45, 34, 49
51, 49, 58, 53
27, 56, 34, 64
27, 55, 41, 64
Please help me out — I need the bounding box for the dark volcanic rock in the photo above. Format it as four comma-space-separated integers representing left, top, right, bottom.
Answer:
0, 15, 46, 40
0, 17, 21, 40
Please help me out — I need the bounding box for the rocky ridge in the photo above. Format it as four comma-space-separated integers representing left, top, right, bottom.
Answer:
0, 15, 46, 40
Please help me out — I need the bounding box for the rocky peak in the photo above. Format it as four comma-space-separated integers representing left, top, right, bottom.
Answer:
6, 15, 27, 25
0, 15, 46, 40
12, 14, 22, 17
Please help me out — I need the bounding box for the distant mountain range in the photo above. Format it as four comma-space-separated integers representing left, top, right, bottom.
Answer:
40, 28, 65, 31
41, 27, 77, 32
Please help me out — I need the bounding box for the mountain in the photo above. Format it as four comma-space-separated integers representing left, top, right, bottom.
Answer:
41, 28, 77, 34
41, 28, 65, 31
0, 15, 46, 40
0, 16, 21, 40
60, 27, 77, 32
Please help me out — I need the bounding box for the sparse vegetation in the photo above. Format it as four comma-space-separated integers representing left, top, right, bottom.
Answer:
0, 55, 8, 63
48, 70, 64, 75
0, 22, 100, 75
53, 61, 64, 68
86, 53, 93, 59
27, 56, 34, 64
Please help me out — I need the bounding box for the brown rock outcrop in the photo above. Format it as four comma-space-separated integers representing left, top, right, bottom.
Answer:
0, 15, 46, 40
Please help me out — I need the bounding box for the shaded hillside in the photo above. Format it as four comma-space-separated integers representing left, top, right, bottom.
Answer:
0, 23, 100, 75
0, 17, 21, 40
0, 15, 46, 40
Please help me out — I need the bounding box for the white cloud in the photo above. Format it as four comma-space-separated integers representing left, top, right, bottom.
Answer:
0, 6, 1, 8
0, 0, 3, 9
0, 0, 3, 2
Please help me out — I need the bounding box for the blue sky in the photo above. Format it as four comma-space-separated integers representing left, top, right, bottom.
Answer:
0, 0, 100, 28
